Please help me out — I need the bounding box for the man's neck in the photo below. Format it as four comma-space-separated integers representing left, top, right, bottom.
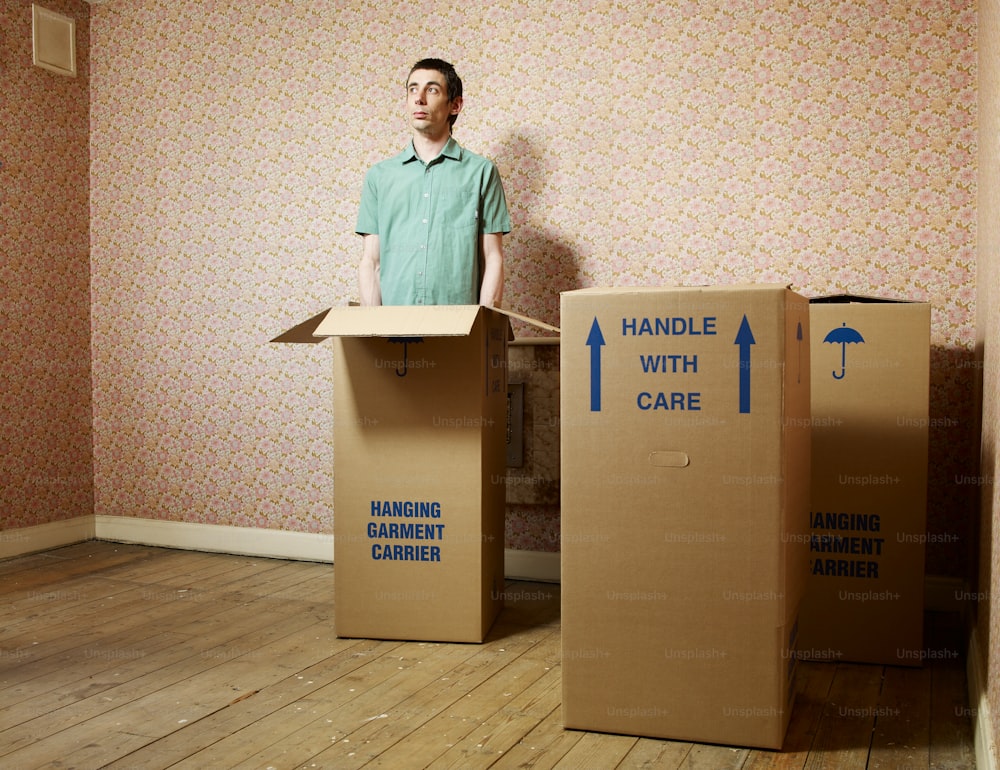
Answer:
412, 131, 451, 163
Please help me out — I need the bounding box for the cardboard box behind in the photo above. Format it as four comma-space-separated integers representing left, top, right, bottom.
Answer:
559, 285, 810, 750
800, 297, 930, 666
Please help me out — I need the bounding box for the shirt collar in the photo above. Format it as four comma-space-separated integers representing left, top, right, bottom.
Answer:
400, 136, 462, 165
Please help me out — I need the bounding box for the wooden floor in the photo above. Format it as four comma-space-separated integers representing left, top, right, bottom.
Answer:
0, 541, 976, 769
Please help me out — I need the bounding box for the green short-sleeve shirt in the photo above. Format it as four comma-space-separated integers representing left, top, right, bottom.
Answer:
356, 138, 512, 306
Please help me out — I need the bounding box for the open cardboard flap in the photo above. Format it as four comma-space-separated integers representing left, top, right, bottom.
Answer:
270, 309, 332, 343
272, 305, 559, 343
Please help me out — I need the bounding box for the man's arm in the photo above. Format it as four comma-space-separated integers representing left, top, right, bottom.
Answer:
358, 233, 382, 306
478, 233, 504, 307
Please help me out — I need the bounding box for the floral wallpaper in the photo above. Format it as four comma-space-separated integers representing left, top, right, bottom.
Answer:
84, 0, 980, 573
1, 0, 93, 532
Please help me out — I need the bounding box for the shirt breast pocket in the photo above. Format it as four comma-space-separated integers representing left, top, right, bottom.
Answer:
438, 186, 479, 231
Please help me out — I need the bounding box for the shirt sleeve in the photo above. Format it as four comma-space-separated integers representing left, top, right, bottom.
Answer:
480, 163, 512, 235
355, 167, 379, 236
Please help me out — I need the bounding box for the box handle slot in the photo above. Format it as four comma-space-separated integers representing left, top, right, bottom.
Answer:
648, 451, 690, 468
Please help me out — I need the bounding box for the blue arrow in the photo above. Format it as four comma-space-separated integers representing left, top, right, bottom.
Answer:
587, 318, 605, 412
735, 315, 755, 414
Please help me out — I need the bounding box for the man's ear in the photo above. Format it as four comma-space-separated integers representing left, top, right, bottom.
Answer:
450, 96, 464, 117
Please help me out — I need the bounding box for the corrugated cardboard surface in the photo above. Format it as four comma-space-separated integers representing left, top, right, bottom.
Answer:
559, 285, 810, 749
328, 306, 510, 643
800, 298, 930, 666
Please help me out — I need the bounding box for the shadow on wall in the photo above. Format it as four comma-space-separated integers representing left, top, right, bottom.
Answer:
928, 345, 982, 586
491, 131, 583, 335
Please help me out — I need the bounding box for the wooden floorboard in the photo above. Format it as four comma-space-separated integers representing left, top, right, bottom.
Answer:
0, 542, 977, 769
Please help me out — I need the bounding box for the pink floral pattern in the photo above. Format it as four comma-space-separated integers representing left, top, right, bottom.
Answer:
1, 0, 92, 530
2, 1, 981, 576
91, 0, 977, 569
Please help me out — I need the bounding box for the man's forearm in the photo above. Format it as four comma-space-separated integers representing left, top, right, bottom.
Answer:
479, 234, 504, 307
358, 234, 382, 306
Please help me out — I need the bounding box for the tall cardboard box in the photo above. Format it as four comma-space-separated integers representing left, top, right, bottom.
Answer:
800, 296, 930, 665
276, 305, 553, 643
560, 285, 810, 750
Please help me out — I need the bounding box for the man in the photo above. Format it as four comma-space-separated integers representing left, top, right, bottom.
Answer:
356, 59, 511, 307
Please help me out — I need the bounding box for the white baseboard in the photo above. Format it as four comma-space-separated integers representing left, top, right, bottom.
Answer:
2, 517, 563, 582
94, 515, 334, 563
0, 517, 96, 559
504, 548, 560, 582
0, 519, 972, 598
98, 519, 565, 581
0, 519, 977, 595
968, 623, 998, 770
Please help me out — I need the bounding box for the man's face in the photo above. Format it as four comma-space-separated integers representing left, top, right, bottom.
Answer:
406, 68, 462, 138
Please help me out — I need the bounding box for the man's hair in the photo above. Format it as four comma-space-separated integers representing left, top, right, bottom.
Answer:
408, 58, 463, 128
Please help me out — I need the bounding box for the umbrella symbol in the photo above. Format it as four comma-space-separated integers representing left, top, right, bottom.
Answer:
823, 322, 864, 379
388, 337, 424, 377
